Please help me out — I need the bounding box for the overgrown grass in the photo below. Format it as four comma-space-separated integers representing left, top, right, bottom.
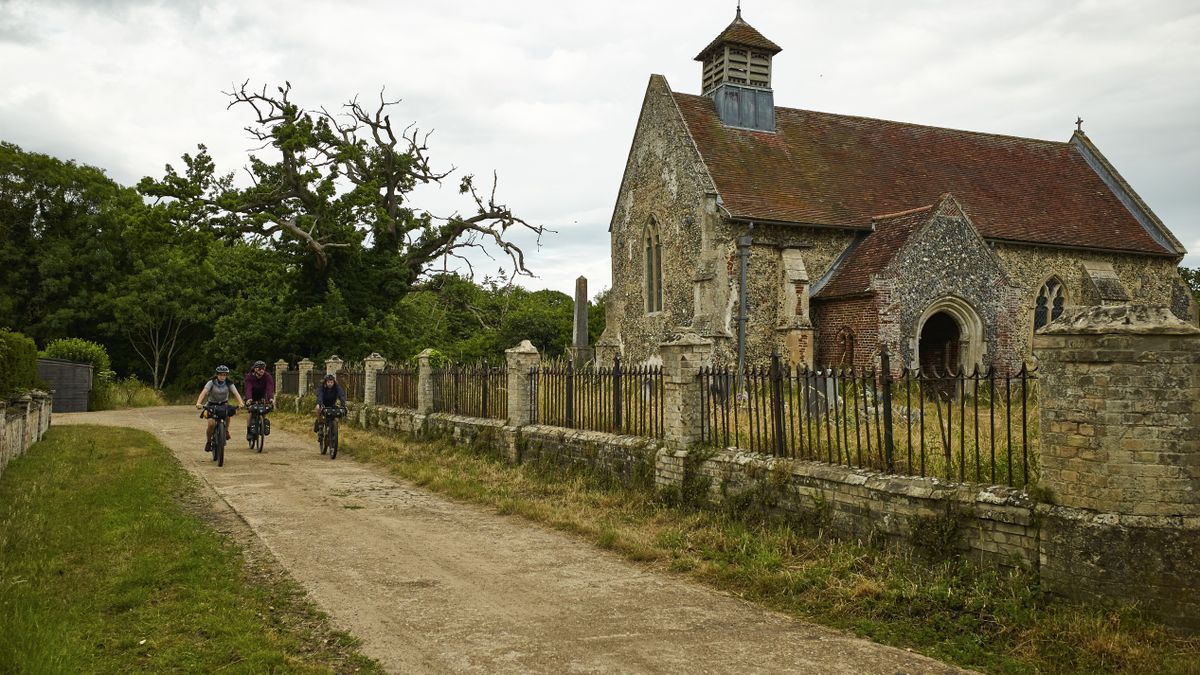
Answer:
0, 425, 382, 673
93, 375, 167, 410
275, 412, 1200, 675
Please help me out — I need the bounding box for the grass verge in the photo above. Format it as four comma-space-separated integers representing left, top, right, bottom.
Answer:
274, 412, 1200, 675
0, 425, 382, 673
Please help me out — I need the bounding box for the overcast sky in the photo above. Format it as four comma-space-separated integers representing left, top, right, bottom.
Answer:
2, 0, 1198, 298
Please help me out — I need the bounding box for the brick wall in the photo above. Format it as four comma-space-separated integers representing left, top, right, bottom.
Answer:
812, 296, 879, 369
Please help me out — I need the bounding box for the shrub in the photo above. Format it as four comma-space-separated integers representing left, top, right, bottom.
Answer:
103, 376, 166, 408
0, 329, 40, 399
42, 338, 114, 410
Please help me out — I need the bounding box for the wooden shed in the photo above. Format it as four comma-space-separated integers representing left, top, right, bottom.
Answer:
36, 358, 92, 412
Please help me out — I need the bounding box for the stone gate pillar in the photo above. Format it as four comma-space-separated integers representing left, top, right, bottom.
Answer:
660, 333, 713, 449
363, 353, 386, 406
274, 359, 288, 391
1034, 304, 1200, 629
325, 355, 344, 377
297, 358, 314, 397
415, 349, 435, 415
505, 340, 541, 427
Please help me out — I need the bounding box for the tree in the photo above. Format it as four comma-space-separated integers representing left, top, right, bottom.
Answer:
139, 82, 547, 316
1181, 267, 1200, 303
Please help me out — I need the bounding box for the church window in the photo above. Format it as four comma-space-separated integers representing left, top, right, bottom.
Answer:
644, 221, 663, 313
1034, 277, 1066, 330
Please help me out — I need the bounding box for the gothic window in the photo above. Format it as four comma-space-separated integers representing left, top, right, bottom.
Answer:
1034, 277, 1066, 330
833, 327, 855, 367
644, 221, 663, 313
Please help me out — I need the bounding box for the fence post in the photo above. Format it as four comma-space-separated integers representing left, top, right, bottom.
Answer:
880, 346, 894, 473
565, 359, 575, 428
660, 333, 714, 449
363, 352, 386, 406
297, 358, 314, 397
274, 359, 288, 393
770, 350, 785, 457
505, 340, 540, 427
613, 354, 623, 433
416, 349, 435, 414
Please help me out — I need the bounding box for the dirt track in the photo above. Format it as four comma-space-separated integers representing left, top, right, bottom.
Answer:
57, 406, 966, 674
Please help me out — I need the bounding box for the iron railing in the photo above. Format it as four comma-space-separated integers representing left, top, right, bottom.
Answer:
431, 362, 507, 420
337, 369, 365, 403
376, 366, 418, 408
699, 350, 1037, 487
306, 368, 326, 393
280, 369, 299, 395
530, 357, 664, 439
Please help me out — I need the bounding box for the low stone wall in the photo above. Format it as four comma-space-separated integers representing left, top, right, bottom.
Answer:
660, 449, 1038, 569
0, 391, 53, 478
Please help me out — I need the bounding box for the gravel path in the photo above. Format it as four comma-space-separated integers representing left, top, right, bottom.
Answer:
57, 406, 968, 674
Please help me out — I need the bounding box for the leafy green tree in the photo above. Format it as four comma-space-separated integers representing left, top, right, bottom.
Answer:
1181, 267, 1200, 303
0, 142, 137, 348
138, 82, 547, 322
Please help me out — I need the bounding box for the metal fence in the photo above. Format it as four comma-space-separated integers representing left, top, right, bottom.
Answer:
306, 369, 326, 393
530, 357, 664, 439
431, 362, 507, 420
280, 369, 299, 396
337, 369, 365, 403
376, 366, 418, 408
699, 350, 1037, 488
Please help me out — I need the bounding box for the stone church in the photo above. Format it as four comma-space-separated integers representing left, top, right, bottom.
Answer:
597, 10, 1195, 374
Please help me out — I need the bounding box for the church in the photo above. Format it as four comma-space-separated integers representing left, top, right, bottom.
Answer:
597, 9, 1195, 374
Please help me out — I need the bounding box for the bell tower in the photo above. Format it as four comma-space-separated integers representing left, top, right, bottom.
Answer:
695, 7, 781, 132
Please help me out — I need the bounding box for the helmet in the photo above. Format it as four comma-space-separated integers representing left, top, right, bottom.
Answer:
323, 373, 336, 382
253, 360, 266, 369
215, 365, 230, 374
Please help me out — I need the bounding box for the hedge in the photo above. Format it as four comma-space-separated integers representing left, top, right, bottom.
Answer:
0, 330, 40, 399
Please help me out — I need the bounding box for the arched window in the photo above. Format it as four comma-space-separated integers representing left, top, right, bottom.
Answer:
644, 221, 663, 313
1034, 277, 1066, 331
833, 326, 855, 367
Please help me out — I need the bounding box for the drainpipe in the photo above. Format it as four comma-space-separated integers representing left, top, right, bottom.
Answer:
735, 230, 753, 392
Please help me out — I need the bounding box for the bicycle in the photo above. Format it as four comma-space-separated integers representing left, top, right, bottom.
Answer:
246, 401, 274, 452
316, 405, 347, 459
202, 402, 237, 467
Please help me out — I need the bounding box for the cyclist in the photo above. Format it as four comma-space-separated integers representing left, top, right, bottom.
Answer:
314, 372, 347, 432
195, 365, 246, 453
243, 360, 276, 440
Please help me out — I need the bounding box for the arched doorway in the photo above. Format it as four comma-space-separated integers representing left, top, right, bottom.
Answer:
918, 312, 961, 375
912, 296, 985, 375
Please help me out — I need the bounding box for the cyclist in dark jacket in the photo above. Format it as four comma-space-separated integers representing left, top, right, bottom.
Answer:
244, 360, 275, 439
313, 373, 347, 432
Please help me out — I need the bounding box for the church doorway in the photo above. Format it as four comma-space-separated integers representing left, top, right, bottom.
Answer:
918, 312, 960, 375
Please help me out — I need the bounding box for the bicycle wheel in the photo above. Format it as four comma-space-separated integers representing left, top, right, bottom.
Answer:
329, 419, 339, 460
256, 430, 264, 453
214, 421, 226, 467
318, 423, 327, 455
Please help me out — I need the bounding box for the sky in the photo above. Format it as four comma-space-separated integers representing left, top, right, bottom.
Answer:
2, 0, 1198, 299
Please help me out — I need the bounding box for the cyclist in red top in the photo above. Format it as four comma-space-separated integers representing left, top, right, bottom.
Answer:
243, 360, 275, 439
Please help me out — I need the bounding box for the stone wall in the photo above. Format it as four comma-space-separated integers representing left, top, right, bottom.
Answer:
993, 243, 1189, 351
0, 391, 54, 479
1034, 305, 1200, 629
603, 74, 718, 364
658, 448, 1039, 569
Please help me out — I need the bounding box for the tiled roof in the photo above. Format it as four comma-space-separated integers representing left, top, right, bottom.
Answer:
671, 92, 1174, 255
815, 206, 933, 299
694, 13, 782, 61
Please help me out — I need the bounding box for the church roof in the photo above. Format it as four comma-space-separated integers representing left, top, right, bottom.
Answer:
694, 12, 782, 61
671, 91, 1178, 256
814, 205, 934, 299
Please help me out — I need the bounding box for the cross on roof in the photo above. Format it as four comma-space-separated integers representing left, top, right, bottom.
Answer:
1076, 116, 1084, 132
